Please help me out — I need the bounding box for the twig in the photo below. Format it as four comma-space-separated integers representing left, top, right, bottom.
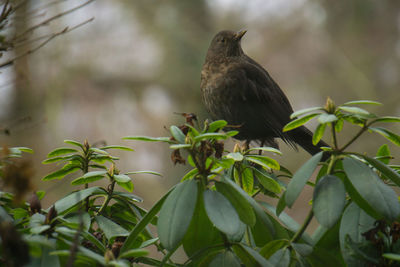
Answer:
66, 192, 85, 267
339, 124, 368, 152
0, 17, 94, 68
13, 0, 95, 41
331, 122, 338, 149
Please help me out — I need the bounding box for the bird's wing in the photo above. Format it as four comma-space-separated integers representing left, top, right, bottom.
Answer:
225, 60, 296, 145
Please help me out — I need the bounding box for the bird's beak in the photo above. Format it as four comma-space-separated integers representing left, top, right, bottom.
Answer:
234, 30, 247, 41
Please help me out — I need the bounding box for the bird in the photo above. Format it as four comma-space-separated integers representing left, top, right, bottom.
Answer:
200, 30, 328, 156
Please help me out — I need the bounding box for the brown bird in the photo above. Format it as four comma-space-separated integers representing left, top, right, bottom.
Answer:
200, 30, 328, 155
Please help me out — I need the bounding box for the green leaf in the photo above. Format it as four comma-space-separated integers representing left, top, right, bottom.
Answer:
112, 191, 142, 202
170, 125, 186, 143
339, 202, 376, 266
71, 175, 105, 185
233, 244, 273, 267
226, 219, 246, 243
226, 152, 244, 161
64, 139, 84, 148
114, 174, 131, 183
123, 136, 171, 142
313, 123, 326, 145
47, 147, 79, 157
338, 106, 372, 117
290, 107, 324, 119
383, 253, 400, 262
276, 192, 286, 216
246, 155, 280, 170
372, 116, 400, 123
241, 167, 254, 194
117, 180, 134, 192
95, 216, 129, 239
158, 179, 198, 250
313, 175, 346, 228
221, 177, 275, 237
362, 155, 400, 187
84, 170, 107, 178
376, 144, 391, 164
342, 115, 366, 127
91, 155, 115, 164
183, 185, 221, 257
215, 181, 256, 226
317, 114, 337, 124
285, 152, 323, 207
119, 248, 149, 259
101, 145, 134, 151
246, 147, 282, 155
181, 168, 198, 181
260, 202, 313, 244
342, 170, 381, 219
36, 190, 46, 200
260, 239, 289, 259
70, 170, 107, 184
62, 239, 106, 265
14, 147, 34, 154
82, 231, 106, 252
210, 251, 241, 267
204, 189, 242, 236
269, 248, 290, 267
207, 120, 227, 132
253, 169, 281, 194
169, 144, 191, 149
139, 238, 159, 248
194, 132, 229, 141
125, 171, 162, 177
369, 127, 400, 146
120, 189, 173, 254
335, 118, 344, 132
226, 130, 239, 137
343, 157, 400, 220
185, 124, 200, 137
42, 165, 80, 181
283, 113, 319, 132
42, 155, 80, 164
89, 147, 109, 155
54, 187, 105, 214
291, 243, 313, 256
342, 100, 382, 106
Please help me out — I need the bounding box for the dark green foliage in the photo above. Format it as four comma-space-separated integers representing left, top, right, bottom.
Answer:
0, 99, 399, 266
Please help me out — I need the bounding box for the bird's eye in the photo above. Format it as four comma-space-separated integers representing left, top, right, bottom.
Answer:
220, 38, 226, 43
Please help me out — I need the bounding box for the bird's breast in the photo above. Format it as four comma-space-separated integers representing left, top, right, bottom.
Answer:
200, 62, 239, 120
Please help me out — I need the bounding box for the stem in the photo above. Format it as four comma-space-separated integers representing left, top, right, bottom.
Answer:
160, 244, 180, 267
291, 154, 338, 244
96, 180, 115, 215
331, 122, 338, 149
189, 150, 208, 186
82, 156, 89, 211
183, 243, 226, 265
339, 125, 368, 152
326, 155, 337, 175
290, 209, 314, 243
244, 226, 252, 246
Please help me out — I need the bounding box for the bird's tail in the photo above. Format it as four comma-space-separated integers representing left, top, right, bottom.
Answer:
288, 126, 330, 159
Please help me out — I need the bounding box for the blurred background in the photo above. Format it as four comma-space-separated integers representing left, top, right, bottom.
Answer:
1, 0, 399, 236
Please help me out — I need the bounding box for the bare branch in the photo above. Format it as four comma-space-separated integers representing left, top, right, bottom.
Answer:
13, 0, 95, 41
0, 17, 94, 68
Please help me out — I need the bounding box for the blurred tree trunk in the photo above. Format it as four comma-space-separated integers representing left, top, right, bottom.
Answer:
12, 2, 32, 119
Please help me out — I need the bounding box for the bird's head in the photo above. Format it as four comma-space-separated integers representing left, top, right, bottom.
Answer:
206, 30, 247, 59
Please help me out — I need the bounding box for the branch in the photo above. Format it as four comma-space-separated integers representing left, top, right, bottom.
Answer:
13, 0, 95, 41
0, 17, 94, 68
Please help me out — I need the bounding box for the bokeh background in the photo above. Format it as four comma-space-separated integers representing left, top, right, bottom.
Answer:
1, 0, 399, 238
